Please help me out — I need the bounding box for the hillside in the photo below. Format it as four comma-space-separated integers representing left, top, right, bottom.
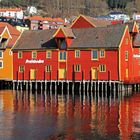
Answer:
0, 0, 140, 17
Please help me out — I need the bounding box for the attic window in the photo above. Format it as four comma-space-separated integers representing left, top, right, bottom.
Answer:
0, 38, 8, 48
58, 38, 67, 49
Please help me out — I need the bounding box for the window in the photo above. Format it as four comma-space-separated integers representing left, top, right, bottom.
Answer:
0, 60, 3, 69
45, 65, 51, 72
100, 64, 106, 72
32, 51, 37, 59
75, 50, 80, 58
75, 64, 81, 72
100, 50, 105, 58
59, 52, 66, 61
18, 51, 22, 59
125, 51, 128, 61
91, 50, 98, 60
19, 66, 24, 73
126, 38, 129, 45
0, 51, 3, 58
126, 68, 128, 78
46, 51, 52, 59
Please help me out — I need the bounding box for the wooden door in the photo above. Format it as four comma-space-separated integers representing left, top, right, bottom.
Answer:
91, 68, 97, 80
59, 69, 66, 79
126, 68, 128, 78
30, 69, 36, 80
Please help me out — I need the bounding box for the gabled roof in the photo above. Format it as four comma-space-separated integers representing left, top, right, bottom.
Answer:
13, 24, 127, 51
83, 15, 112, 27
53, 27, 75, 38
70, 24, 126, 49
0, 27, 5, 35
125, 21, 138, 33
12, 29, 57, 50
0, 22, 21, 47
0, 8, 22, 12
71, 15, 112, 28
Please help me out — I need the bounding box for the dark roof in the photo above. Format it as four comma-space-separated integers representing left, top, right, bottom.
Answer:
13, 24, 127, 51
83, 15, 112, 27
133, 33, 140, 47
125, 22, 135, 33
62, 27, 75, 38
12, 29, 57, 50
70, 25, 126, 49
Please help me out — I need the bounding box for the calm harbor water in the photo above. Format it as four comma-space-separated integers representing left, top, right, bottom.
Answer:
0, 90, 140, 140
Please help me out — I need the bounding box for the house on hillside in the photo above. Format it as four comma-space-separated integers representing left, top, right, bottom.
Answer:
27, 16, 66, 30
0, 8, 23, 19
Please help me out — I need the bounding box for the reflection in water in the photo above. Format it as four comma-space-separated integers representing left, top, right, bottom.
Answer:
0, 90, 139, 140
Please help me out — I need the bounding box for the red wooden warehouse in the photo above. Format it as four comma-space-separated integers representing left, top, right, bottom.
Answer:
12, 24, 133, 82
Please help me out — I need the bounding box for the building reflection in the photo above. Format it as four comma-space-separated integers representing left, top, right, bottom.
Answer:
0, 90, 140, 139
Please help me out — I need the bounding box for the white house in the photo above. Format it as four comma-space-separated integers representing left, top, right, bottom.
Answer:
27, 6, 37, 15
0, 8, 24, 19
108, 12, 130, 21
133, 13, 140, 20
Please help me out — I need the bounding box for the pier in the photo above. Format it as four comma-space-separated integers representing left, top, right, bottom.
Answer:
11, 80, 134, 94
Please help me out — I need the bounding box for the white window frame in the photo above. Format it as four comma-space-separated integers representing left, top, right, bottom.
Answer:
0, 60, 3, 69
32, 51, 37, 59
75, 50, 80, 58
46, 51, 52, 59
18, 51, 22, 59
91, 50, 98, 60
0, 51, 3, 58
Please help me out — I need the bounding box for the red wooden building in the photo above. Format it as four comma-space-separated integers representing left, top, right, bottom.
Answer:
71, 15, 112, 29
12, 23, 134, 82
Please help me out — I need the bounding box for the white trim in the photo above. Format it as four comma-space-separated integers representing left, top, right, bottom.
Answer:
91, 49, 98, 60
0, 51, 3, 58
0, 60, 3, 69
0, 26, 12, 39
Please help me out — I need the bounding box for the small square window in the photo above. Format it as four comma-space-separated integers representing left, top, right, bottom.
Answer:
125, 51, 128, 61
100, 50, 105, 58
45, 65, 51, 72
100, 64, 106, 72
126, 38, 129, 45
46, 51, 52, 59
18, 51, 22, 59
75, 64, 81, 72
0, 51, 3, 58
0, 60, 3, 69
32, 52, 37, 59
19, 66, 24, 73
75, 50, 80, 58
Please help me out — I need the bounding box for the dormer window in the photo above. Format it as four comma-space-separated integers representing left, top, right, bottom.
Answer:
58, 38, 67, 49
0, 38, 8, 48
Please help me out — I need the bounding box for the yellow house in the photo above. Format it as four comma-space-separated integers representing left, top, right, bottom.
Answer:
15, 25, 29, 32
0, 22, 20, 80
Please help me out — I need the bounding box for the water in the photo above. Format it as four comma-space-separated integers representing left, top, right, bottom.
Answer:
0, 90, 140, 140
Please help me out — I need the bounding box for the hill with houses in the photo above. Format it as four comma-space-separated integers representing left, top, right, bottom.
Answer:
0, 0, 139, 17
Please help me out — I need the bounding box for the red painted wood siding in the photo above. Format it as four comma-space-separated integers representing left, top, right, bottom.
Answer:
119, 27, 133, 81
13, 50, 58, 80
67, 50, 119, 81
71, 16, 94, 29
133, 48, 140, 79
